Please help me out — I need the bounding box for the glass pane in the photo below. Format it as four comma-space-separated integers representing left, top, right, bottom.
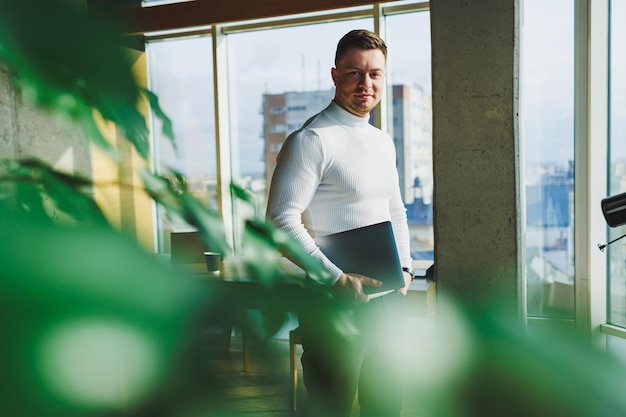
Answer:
607, 333, 626, 366
521, 0, 576, 318
608, 0, 626, 327
386, 10, 434, 260
147, 35, 216, 253
226, 19, 371, 239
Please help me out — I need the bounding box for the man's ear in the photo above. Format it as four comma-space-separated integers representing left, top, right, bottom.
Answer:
331, 67, 337, 85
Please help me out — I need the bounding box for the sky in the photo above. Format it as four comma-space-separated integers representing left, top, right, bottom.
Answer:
146, 1, 625, 181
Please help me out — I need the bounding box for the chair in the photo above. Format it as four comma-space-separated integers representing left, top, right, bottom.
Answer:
223, 322, 250, 373
289, 327, 302, 412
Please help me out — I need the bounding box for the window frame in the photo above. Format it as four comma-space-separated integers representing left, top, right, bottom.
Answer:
576, 0, 609, 347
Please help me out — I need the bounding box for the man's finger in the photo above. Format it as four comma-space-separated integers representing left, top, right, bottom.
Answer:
349, 273, 382, 288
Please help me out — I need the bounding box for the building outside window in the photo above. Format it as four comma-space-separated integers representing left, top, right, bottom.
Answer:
144, 4, 436, 262
386, 8, 433, 260
225, 19, 371, 231
224, 9, 434, 259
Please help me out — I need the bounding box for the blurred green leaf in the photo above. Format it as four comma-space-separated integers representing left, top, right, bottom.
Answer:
0, 206, 212, 416
0, 158, 107, 224
244, 218, 333, 287
15, 177, 49, 220
231, 182, 259, 219
143, 88, 175, 144
241, 220, 284, 287
140, 169, 229, 254
428, 298, 626, 417
180, 193, 229, 254
139, 169, 185, 214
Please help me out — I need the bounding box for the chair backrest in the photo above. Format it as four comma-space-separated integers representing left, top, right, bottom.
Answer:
170, 231, 207, 264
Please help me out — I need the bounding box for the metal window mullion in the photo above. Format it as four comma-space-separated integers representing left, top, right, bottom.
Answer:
373, 4, 388, 133
381, 1, 430, 16
576, 0, 609, 348
212, 24, 236, 254
219, 2, 430, 36
221, 9, 372, 35
145, 42, 162, 253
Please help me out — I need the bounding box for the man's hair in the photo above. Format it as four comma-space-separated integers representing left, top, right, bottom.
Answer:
334, 29, 388, 66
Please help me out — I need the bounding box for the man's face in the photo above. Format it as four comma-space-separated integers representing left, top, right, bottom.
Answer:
331, 47, 386, 118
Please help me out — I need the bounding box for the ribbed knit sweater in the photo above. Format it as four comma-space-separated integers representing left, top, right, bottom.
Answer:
266, 101, 412, 285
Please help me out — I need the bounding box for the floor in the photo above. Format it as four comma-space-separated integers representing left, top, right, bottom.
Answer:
200, 330, 431, 417
204, 332, 300, 417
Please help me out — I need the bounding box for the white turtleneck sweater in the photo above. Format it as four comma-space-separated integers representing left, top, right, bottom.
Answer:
266, 101, 412, 285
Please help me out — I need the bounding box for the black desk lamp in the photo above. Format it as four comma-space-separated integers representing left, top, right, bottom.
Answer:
599, 192, 626, 251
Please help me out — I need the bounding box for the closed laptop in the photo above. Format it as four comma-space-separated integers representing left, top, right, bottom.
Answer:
314, 221, 405, 296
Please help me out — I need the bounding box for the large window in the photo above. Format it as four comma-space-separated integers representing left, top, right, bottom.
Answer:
146, 34, 216, 252
226, 18, 370, 233
608, 0, 626, 327
521, 0, 576, 318
385, 8, 433, 260
145, 3, 434, 260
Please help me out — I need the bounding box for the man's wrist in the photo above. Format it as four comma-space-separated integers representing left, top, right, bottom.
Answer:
402, 267, 415, 281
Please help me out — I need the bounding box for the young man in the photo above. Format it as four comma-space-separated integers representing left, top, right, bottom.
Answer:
266, 29, 414, 417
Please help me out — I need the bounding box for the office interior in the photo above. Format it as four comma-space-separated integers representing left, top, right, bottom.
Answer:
2, 0, 626, 416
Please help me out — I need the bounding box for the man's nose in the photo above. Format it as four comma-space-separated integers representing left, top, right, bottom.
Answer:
359, 74, 373, 89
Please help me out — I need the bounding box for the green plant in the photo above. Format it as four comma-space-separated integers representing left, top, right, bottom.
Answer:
0, 1, 331, 416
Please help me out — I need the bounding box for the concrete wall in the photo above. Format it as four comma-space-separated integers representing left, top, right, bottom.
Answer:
430, 0, 522, 312
0, 63, 92, 177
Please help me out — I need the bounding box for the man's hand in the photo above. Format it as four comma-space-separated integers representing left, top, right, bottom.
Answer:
398, 270, 413, 296
332, 273, 382, 304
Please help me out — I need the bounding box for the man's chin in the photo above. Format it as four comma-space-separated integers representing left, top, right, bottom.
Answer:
350, 101, 377, 115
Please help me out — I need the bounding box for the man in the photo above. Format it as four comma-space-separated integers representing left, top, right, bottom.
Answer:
266, 29, 414, 417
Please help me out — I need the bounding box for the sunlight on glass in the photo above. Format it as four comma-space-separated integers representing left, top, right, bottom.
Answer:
226, 19, 371, 240
521, 0, 575, 318
39, 319, 161, 408
386, 10, 434, 261
147, 35, 217, 253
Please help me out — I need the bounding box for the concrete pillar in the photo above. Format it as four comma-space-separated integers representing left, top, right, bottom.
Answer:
430, 0, 522, 312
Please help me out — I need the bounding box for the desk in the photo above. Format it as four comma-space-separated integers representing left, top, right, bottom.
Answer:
178, 261, 435, 373
177, 260, 435, 317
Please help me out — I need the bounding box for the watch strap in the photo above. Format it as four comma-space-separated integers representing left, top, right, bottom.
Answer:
402, 267, 415, 281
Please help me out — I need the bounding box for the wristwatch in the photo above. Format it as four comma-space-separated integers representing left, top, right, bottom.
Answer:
402, 267, 415, 281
